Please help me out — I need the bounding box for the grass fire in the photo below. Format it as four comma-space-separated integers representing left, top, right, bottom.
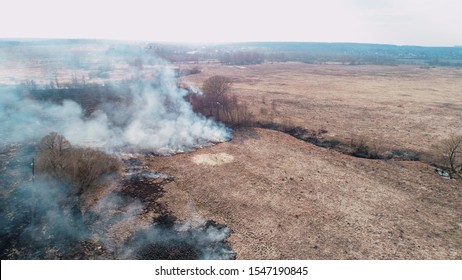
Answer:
0, 39, 461, 260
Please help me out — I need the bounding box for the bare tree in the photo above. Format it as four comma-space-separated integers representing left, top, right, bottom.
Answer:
67, 148, 119, 193
439, 134, 462, 179
36, 132, 120, 194
201, 75, 232, 118
36, 132, 71, 179
36, 132, 71, 154
189, 75, 253, 127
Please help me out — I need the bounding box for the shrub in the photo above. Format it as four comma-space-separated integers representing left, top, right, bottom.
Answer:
436, 134, 462, 179
349, 136, 393, 160
350, 136, 369, 158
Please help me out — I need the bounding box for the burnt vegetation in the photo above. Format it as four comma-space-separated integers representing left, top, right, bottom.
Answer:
2, 74, 236, 259
120, 157, 235, 260
255, 121, 422, 161
1, 132, 235, 259
0, 133, 119, 259
25, 82, 132, 117
132, 220, 235, 260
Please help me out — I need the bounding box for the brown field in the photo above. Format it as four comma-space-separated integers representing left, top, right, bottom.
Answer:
152, 62, 462, 259
181, 63, 462, 153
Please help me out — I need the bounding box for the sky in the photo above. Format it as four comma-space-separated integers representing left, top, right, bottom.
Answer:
0, 0, 461, 46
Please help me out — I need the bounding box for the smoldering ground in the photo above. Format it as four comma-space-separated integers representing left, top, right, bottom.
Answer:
0, 40, 234, 259
0, 169, 235, 259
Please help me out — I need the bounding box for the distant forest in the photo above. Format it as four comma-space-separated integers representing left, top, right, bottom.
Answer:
148, 42, 462, 67
1, 39, 462, 67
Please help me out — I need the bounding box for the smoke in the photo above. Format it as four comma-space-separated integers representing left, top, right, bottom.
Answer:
119, 70, 230, 153
123, 220, 235, 260
0, 46, 231, 153
85, 191, 234, 260
0, 174, 90, 259
0, 40, 234, 259
0, 161, 234, 259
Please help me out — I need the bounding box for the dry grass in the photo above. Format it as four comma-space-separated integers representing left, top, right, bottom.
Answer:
149, 128, 461, 259
160, 62, 462, 259
181, 62, 462, 153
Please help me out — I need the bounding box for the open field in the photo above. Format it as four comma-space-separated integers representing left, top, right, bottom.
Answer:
149, 128, 461, 259
165, 62, 462, 259
181, 63, 462, 153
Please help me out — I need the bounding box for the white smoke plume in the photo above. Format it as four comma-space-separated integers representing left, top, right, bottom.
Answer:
0, 40, 231, 153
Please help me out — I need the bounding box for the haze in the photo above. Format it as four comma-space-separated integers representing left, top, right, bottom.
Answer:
1, 0, 461, 46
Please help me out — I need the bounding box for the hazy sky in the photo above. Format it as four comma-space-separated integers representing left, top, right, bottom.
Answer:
1, 0, 461, 46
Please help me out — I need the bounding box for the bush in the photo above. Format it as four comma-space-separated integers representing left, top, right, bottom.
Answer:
349, 136, 394, 160
350, 136, 370, 158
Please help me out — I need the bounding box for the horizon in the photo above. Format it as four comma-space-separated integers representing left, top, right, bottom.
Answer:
1, 38, 461, 48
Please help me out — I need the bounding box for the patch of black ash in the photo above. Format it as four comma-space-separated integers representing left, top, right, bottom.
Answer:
120, 158, 174, 215
129, 219, 235, 260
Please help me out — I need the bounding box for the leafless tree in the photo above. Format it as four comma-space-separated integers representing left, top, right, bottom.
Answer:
190, 75, 252, 127
36, 132, 120, 194
36, 132, 71, 179
67, 148, 120, 193
439, 134, 462, 179
201, 75, 232, 119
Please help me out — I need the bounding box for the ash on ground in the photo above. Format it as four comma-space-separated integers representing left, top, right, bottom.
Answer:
128, 219, 235, 260
118, 157, 235, 260
1, 152, 235, 260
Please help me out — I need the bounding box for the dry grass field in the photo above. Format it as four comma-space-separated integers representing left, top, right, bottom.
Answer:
181, 63, 462, 153
149, 128, 460, 259
153, 62, 462, 259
